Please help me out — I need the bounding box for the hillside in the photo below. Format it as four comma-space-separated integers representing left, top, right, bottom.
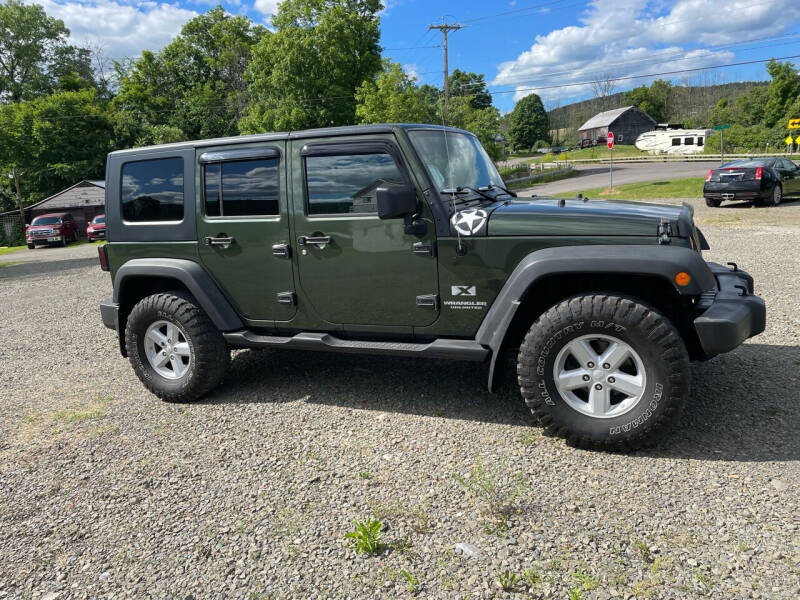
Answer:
548, 81, 768, 140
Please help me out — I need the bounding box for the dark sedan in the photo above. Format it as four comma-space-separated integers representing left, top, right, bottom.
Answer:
703, 157, 800, 207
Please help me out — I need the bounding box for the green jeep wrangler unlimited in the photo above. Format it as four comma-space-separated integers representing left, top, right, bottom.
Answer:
99, 124, 765, 450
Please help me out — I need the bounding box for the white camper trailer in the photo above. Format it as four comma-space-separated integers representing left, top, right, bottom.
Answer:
635, 126, 713, 155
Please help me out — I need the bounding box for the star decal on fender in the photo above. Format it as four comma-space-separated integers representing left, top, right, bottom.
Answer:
451, 208, 488, 236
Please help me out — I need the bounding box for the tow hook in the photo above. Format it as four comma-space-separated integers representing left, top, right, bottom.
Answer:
734, 284, 748, 297
727, 262, 738, 272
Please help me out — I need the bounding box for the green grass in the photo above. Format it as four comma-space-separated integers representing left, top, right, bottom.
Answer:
0, 261, 20, 268
526, 144, 645, 164
0, 245, 26, 256
556, 177, 704, 200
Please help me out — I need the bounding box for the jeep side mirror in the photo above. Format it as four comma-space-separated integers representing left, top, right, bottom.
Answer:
376, 183, 416, 219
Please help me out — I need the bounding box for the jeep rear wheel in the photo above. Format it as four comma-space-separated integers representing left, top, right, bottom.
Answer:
517, 294, 689, 451
125, 291, 229, 402
704, 197, 721, 207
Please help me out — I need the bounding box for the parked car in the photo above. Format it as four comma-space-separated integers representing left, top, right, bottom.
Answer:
704, 158, 800, 207
98, 123, 764, 452
578, 139, 594, 149
86, 214, 106, 241
25, 212, 79, 249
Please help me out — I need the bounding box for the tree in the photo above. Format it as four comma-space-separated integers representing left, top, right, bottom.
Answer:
0, 89, 112, 210
507, 93, 549, 151
0, 0, 97, 102
448, 96, 503, 159
355, 61, 434, 124
240, 0, 383, 133
763, 59, 800, 127
447, 69, 492, 110
114, 7, 266, 142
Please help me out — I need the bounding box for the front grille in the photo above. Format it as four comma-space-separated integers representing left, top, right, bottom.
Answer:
30, 229, 54, 236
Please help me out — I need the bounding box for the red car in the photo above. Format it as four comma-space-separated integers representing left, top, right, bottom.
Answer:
25, 212, 79, 249
86, 214, 106, 241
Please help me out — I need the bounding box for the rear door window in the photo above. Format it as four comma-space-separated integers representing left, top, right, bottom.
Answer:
121, 157, 184, 222
203, 158, 280, 217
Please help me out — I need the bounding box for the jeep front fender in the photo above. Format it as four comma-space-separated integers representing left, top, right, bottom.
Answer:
475, 244, 715, 390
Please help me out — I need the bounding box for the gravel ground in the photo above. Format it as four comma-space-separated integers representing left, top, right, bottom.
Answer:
1, 202, 798, 600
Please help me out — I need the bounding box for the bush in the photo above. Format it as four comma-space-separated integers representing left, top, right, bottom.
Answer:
2, 218, 25, 246
533, 139, 550, 150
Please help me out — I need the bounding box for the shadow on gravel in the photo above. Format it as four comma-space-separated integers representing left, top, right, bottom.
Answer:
645, 343, 799, 462
716, 198, 800, 209
203, 343, 799, 461
0, 257, 98, 280
201, 348, 533, 428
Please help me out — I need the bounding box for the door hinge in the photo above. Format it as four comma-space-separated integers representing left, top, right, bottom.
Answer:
272, 243, 291, 258
413, 241, 436, 257
657, 220, 672, 245
277, 291, 296, 305
415, 294, 439, 309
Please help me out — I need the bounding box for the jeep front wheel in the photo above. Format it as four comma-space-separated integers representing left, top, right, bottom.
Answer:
125, 291, 229, 402
517, 294, 689, 451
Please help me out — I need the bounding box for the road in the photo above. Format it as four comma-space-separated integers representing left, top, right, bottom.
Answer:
518, 160, 720, 197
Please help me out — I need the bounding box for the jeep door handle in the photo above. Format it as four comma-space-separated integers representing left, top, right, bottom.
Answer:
203, 235, 234, 248
297, 235, 331, 249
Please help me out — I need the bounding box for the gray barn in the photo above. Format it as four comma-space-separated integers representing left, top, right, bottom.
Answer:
578, 106, 656, 145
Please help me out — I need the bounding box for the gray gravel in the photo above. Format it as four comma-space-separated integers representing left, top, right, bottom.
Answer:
1, 202, 799, 600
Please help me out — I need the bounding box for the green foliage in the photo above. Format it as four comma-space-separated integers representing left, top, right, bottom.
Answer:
1, 218, 25, 246
448, 69, 492, 110
496, 570, 520, 591
114, 7, 265, 142
523, 567, 541, 588
624, 80, 671, 123
454, 462, 524, 534
763, 59, 800, 127
241, 0, 383, 133
355, 61, 434, 124
399, 568, 419, 594
507, 93, 549, 151
345, 518, 384, 555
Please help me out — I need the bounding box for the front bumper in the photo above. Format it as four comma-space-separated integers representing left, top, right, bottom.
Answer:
693, 262, 766, 358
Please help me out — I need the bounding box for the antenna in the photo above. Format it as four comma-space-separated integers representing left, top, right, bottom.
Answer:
428, 18, 462, 121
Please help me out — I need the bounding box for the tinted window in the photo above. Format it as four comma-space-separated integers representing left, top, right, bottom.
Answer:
671, 138, 681, 146
305, 153, 404, 215
93, 216, 105, 224
121, 158, 184, 222
684, 137, 694, 145
204, 159, 279, 217
697, 137, 704, 146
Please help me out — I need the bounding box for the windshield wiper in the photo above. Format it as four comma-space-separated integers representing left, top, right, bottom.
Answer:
480, 184, 517, 198
441, 186, 495, 202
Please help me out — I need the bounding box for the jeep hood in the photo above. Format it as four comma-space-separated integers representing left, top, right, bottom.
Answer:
486, 197, 694, 238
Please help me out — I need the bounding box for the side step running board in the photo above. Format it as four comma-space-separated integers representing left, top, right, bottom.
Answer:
223, 330, 489, 362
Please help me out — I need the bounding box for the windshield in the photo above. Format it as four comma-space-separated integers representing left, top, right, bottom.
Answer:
93, 216, 105, 224
408, 130, 504, 193
31, 216, 61, 225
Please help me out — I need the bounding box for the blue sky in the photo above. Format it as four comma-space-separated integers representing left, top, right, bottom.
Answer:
32, 0, 800, 113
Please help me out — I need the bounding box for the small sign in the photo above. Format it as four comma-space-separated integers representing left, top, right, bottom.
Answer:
789, 118, 800, 129
786, 135, 795, 146
607, 131, 614, 149
714, 124, 730, 131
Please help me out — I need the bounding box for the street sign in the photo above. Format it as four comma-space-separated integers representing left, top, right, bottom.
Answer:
786, 135, 795, 146
789, 118, 800, 129
607, 131, 614, 149
714, 124, 730, 131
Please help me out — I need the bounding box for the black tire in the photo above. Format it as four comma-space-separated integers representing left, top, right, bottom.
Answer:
27, 243, 34, 249
60, 234, 66, 247
770, 184, 782, 206
517, 294, 689, 451
125, 291, 229, 402
704, 197, 721, 207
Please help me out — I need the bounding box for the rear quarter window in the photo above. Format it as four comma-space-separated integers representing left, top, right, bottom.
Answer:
121, 157, 184, 222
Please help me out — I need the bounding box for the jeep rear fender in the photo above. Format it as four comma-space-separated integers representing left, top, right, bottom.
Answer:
113, 258, 243, 332
475, 245, 715, 390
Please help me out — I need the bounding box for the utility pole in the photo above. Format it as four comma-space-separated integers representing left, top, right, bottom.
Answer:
428, 19, 462, 121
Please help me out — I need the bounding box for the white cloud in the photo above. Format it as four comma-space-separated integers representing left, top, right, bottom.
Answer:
403, 63, 420, 81
493, 0, 800, 102
253, 0, 280, 16
33, 0, 198, 59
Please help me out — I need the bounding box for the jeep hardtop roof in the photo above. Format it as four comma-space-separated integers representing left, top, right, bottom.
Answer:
108, 123, 472, 157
